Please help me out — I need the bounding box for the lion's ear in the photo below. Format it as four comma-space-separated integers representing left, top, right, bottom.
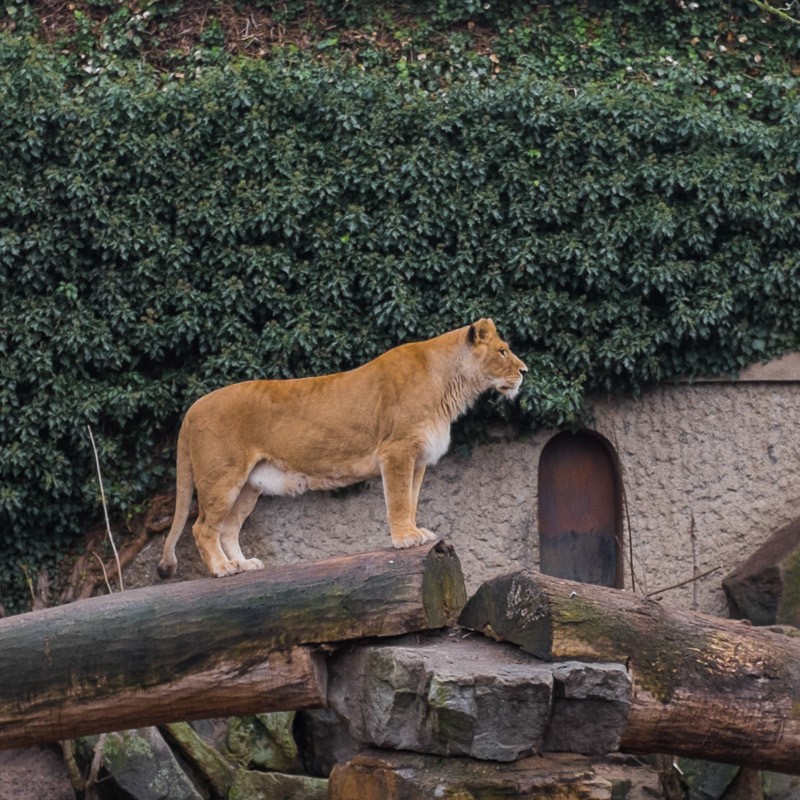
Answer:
468, 318, 496, 345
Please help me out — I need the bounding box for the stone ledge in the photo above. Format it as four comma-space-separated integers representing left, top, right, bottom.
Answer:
328, 631, 631, 762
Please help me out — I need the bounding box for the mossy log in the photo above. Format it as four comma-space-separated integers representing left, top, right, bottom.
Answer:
0, 541, 465, 749
460, 570, 800, 775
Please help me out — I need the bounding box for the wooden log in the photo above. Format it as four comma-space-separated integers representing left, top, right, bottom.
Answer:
329, 749, 613, 800
0, 541, 465, 749
459, 570, 800, 775
3, 646, 325, 751
160, 722, 235, 797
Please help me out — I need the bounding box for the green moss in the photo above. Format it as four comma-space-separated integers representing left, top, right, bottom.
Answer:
552, 593, 706, 704
226, 713, 300, 772
163, 722, 233, 795
103, 730, 154, 761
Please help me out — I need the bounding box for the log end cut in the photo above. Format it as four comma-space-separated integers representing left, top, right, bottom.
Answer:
421, 540, 468, 628
458, 571, 553, 658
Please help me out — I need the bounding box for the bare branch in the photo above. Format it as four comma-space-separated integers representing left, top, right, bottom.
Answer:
645, 565, 722, 598
752, 0, 800, 25
87, 426, 124, 592
91, 551, 114, 596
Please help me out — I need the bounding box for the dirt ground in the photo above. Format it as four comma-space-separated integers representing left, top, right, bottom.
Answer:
0, 746, 75, 800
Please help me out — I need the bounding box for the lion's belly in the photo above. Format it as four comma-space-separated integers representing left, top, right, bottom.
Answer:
247, 462, 309, 496
247, 456, 380, 496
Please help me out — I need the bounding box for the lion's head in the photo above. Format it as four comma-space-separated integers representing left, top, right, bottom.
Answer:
467, 318, 528, 400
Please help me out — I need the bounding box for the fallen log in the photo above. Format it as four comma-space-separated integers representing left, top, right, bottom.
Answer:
329, 750, 613, 800
0, 541, 465, 749
459, 570, 800, 775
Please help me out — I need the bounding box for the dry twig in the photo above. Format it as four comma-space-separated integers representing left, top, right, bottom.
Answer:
645, 565, 722, 598
91, 551, 114, 595
87, 426, 124, 592
84, 733, 108, 800
60, 740, 86, 797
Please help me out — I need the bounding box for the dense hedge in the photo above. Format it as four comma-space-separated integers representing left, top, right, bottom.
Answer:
1, 6, 799, 609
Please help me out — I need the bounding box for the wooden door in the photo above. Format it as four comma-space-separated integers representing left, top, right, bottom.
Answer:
538, 432, 622, 587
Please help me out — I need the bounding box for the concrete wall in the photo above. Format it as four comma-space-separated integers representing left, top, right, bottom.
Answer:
589, 381, 800, 614
236, 378, 800, 617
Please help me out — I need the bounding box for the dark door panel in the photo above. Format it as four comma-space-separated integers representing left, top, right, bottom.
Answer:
538, 432, 622, 587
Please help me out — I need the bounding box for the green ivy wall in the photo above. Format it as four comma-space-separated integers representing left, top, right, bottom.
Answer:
1, 0, 799, 610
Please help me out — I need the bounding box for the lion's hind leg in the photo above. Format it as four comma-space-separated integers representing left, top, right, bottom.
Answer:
220, 484, 263, 573
192, 483, 248, 578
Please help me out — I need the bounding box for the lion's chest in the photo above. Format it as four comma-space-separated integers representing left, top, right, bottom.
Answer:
421, 423, 451, 466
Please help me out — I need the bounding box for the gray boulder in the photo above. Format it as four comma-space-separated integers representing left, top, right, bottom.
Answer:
544, 661, 632, 754
328, 632, 554, 761
294, 708, 360, 777
96, 727, 204, 800
723, 517, 800, 626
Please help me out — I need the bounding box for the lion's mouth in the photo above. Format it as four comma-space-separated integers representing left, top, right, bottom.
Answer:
498, 381, 521, 400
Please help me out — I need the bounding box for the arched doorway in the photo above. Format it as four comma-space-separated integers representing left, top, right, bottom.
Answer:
537, 431, 623, 587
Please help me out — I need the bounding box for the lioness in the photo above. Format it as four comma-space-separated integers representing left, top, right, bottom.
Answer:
158, 319, 527, 578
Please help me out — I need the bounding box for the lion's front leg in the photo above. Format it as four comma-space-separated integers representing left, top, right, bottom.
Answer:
411, 464, 426, 522
380, 449, 437, 549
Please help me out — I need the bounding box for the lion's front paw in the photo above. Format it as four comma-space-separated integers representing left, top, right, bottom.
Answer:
212, 557, 264, 577
212, 559, 242, 578
237, 557, 265, 572
392, 527, 438, 549
419, 528, 437, 543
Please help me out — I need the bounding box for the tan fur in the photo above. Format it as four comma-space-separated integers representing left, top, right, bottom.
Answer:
157, 319, 527, 578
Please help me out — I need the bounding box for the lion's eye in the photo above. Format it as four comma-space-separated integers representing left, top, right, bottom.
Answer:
498, 348, 507, 357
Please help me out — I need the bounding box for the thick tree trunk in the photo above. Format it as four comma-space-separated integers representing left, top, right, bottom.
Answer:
459, 570, 800, 775
0, 541, 465, 749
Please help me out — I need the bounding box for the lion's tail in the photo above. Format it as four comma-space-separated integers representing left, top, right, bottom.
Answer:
157, 422, 194, 579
